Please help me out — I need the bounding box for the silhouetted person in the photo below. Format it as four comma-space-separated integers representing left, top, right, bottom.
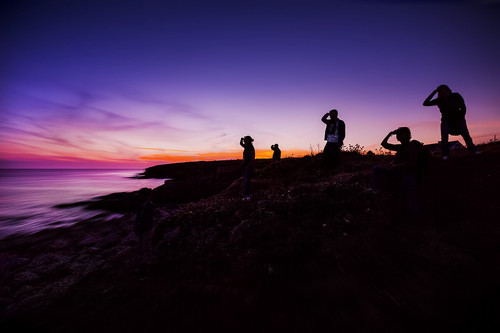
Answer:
240, 136, 255, 200
371, 127, 424, 222
134, 188, 155, 263
271, 143, 281, 161
423, 85, 479, 159
321, 109, 345, 168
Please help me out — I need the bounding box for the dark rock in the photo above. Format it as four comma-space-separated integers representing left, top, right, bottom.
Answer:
1, 143, 500, 332
13, 271, 39, 282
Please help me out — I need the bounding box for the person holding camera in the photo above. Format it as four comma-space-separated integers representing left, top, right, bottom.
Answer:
271, 143, 281, 161
423, 84, 479, 159
321, 109, 345, 168
240, 136, 255, 200
370, 127, 423, 222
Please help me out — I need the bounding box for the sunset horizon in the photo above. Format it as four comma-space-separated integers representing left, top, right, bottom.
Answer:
2, 0, 499, 169
1, 2, 500, 330
1, 127, 499, 169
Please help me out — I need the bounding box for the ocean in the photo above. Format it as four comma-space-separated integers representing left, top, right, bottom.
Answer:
0, 169, 166, 239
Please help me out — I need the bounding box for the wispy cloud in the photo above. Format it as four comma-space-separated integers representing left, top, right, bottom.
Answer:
116, 87, 210, 119
131, 147, 190, 152
1, 85, 238, 166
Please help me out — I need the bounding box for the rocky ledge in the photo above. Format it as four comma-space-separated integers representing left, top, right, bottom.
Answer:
1, 143, 499, 332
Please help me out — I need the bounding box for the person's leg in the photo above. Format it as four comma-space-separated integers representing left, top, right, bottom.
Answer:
323, 142, 333, 167
440, 121, 450, 158
243, 172, 249, 196
330, 142, 340, 166
458, 119, 477, 153
243, 167, 253, 196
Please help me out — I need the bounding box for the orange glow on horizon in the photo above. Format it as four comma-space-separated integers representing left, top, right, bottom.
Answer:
139, 148, 311, 163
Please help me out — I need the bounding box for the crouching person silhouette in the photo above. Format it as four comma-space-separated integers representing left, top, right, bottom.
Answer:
371, 127, 428, 223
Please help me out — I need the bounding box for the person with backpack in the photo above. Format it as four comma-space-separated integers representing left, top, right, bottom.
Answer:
423, 85, 479, 159
370, 127, 426, 222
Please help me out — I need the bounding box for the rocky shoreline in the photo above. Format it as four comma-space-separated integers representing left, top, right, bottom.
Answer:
1, 143, 499, 332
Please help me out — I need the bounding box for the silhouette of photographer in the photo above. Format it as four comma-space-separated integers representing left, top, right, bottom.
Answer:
240, 136, 255, 200
423, 85, 479, 159
321, 109, 345, 168
271, 144, 281, 161
371, 127, 425, 222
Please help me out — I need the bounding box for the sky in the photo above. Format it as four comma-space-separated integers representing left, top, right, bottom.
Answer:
1, 0, 499, 169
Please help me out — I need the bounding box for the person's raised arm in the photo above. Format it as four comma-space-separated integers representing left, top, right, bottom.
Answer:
423, 89, 438, 106
240, 137, 245, 148
381, 131, 398, 151
321, 113, 330, 124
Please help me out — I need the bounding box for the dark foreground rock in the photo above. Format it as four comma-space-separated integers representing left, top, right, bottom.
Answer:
1, 143, 500, 332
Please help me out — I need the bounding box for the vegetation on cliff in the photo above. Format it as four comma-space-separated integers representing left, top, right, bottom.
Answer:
1, 143, 499, 332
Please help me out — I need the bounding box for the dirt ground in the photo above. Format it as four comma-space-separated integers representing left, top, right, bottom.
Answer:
1, 142, 499, 332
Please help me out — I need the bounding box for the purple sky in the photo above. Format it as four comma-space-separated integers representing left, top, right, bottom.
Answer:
1, 0, 499, 168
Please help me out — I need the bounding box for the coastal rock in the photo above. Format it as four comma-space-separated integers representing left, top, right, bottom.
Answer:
30, 253, 68, 267
230, 219, 256, 243
95, 232, 120, 249
49, 238, 71, 250
13, 271, 39, 282
1, 143, 499, 332
160, 226, 181, 244
0, 256, 29, 278
0, 286, 11, 297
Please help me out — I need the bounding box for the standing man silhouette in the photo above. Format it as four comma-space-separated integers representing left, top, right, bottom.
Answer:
321, 109, 345, 167
240, 135, 255, 200
423, 85, 479, 159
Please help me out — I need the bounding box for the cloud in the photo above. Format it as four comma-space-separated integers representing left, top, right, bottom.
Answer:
1, 84, 237, 166
0, 125, 81, 149
131, 147, 190, 152
28, 97, 163, 131
5, 89, 194, 146
116, 87, 210, 119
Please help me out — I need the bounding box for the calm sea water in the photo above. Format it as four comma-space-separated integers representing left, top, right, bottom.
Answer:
0, 169, 166, 239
